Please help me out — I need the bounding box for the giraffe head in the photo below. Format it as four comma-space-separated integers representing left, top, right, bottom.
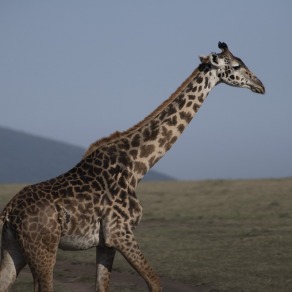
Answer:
200, 42, 265, 94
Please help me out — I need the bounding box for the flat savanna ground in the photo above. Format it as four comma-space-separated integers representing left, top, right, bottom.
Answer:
1, 178, 292, 291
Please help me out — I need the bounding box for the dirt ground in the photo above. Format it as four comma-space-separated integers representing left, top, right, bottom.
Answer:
7, 179, 292, 291
17, 261, 211, 292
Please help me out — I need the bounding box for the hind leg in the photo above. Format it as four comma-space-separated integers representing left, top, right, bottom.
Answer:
27, 251, 56, 292
22, 233, 60, 292
26, 248, 56, 292
0, 224, 27, 292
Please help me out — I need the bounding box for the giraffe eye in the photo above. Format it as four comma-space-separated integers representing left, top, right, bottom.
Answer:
233, 65, 241, 70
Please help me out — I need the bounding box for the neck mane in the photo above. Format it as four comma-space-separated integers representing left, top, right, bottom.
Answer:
84, 61, 218, 182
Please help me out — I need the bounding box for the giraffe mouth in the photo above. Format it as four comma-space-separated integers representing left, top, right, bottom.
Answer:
251, 85, 265, 94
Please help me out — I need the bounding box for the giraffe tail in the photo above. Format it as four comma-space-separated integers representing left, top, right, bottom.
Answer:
0, 213, 5, 257
0, 208, 9, 257
0, 209, 17, 292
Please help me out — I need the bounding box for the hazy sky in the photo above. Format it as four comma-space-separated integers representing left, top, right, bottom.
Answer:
1, 1, 291, 180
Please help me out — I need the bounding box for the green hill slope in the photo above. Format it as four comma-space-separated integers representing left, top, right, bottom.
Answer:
0, 126, 173, 183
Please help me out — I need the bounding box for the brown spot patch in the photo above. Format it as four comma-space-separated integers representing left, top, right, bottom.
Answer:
131, 134, 141, 147
197, 76, 203, 84
177, 124, 185, 133
134, 161, 148, 175
193, 103, 200, 112
140, 145, 155, 158
179, 112, 192, 123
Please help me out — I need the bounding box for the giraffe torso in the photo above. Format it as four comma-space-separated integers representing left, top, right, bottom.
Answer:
3, 147, 143, 251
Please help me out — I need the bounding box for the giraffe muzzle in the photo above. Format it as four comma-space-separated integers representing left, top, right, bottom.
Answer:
251, 82, 265, 94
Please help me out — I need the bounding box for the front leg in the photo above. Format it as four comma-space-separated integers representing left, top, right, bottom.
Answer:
95, 245, 116, 292
106, 231, 162, 292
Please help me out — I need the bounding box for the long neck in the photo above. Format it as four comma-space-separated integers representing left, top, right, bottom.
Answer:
85, 62, 219, 183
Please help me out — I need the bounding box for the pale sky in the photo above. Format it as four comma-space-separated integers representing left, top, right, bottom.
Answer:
1, 1, 291, 180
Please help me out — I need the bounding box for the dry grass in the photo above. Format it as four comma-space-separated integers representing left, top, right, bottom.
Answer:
1, 178, 292, 291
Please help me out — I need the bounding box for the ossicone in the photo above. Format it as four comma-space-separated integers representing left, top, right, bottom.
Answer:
218, 41, 228, 52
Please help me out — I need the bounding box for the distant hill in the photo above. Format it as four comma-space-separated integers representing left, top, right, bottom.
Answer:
0, 126, 173, 183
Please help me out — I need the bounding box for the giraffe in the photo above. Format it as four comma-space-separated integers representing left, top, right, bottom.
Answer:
0, 42, 265, 292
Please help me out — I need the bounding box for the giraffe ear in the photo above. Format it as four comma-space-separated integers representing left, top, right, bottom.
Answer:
209, 53, 223, 68
199, 55, 208, 63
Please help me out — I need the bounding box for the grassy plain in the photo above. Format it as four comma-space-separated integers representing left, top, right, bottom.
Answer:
1, 178, 292, 291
